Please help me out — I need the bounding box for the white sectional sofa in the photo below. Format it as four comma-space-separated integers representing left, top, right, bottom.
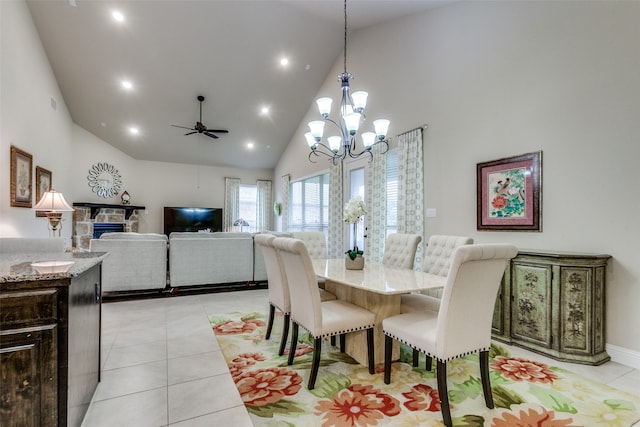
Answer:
90, 232, 168, 293
88, 231, 294, 294
168, 232, 255, 287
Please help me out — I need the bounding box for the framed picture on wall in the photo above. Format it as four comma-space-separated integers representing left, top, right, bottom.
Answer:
35, 166, 52, 217
476, 151, 542, 231
10, 145, 33, 208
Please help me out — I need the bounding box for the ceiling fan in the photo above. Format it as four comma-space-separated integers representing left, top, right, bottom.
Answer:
171, 95, 229, 139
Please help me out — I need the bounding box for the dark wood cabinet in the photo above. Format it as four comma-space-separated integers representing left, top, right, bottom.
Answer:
0, 321, 58, 426
1, 261, 102, 427
492, 250, 610, 365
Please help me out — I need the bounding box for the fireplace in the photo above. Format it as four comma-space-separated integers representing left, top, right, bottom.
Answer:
72, 203, 145, 250
93, 223, 125, 239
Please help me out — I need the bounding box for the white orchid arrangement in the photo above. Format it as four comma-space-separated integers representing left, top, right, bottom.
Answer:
343, 198, 367, 224
343, 198, 367, 259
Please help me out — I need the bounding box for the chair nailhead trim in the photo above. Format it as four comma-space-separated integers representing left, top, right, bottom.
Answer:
293, 320, 376, 339
383, 331, 490, 362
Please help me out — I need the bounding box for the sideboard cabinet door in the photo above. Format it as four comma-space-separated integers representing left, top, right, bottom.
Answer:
558, 265, 607, 361
511, 261, 553, 349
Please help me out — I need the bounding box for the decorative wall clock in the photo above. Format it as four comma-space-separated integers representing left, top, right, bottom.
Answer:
87, 162, 122, 198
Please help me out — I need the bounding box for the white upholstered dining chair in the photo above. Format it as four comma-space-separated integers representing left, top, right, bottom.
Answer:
382, 243, 517, 427
291, 231, 328, 289
400, 235, 474, 314
273, 237, 376, 389
254, 234, 335, 356
382, 233, 423, 269
291, 231, 327, 259
399, 235, 474, 367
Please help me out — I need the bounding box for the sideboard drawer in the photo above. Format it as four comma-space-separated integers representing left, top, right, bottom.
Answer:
0, 289, 58, 327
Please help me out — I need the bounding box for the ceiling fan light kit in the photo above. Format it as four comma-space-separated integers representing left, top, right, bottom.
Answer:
172, 95, 229, 140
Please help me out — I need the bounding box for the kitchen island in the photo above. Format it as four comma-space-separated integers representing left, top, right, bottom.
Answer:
0, 251, 106, 427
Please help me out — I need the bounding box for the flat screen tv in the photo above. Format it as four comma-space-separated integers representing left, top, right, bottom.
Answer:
164, 207, 223, 236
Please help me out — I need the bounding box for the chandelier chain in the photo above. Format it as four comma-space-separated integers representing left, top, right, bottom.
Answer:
343, 0, 348, 74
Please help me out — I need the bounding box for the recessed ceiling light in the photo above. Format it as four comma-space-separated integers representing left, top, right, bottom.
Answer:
280, 57, 289, 67
121, 80, 133, 90
246, 142, 255, 149
112, 10, 125, 22
260, 106, 269, 115
129, 127, 139, 135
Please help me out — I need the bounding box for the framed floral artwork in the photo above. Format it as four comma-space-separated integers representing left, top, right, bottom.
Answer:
477, 151, 542, 231
10, 146, 33, 208
35, 166, 52, 216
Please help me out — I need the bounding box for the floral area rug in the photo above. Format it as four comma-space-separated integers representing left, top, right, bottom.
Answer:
210, 310, 640, 427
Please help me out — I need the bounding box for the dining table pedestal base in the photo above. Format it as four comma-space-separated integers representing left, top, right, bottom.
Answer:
324, 280, 400, 366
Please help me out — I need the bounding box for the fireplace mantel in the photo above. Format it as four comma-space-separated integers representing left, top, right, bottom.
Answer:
73, 203, 145, 220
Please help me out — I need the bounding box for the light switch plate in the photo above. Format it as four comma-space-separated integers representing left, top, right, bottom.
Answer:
426, 208, 437, 218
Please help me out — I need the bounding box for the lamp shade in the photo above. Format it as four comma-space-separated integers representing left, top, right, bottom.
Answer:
351, 91, 368, 111
308, 120, 325, 139
233, 218, 249, 227
33, 190, 73, 212
316, 97, 333, 116
373, 119, 390, 140
304, 132, 317, 148
328, 136, 342, 152
361, 132, 376, 148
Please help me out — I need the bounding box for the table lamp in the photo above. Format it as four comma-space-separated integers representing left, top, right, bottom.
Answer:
33, 190, 74, 237
233, 218, 249, 232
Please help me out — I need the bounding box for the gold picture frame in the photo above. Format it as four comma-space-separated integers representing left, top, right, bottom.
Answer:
35, 166, 52, 217
10, 146, 33, 208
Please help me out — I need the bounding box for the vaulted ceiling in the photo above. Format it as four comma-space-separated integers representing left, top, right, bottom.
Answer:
26, 0, 448, 169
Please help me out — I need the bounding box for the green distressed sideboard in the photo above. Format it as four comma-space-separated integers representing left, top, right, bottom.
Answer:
492, 250, 611, 365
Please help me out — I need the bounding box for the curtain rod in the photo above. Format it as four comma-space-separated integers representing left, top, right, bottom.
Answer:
398, 124, 428, 136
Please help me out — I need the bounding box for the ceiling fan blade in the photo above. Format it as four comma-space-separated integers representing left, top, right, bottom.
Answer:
184, 131, 197, 136
203, 132, 219, 139
206, 129, 229, 134
172, 124, 195, 130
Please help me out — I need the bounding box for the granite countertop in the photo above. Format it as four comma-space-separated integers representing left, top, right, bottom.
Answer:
0, 251, 108, 284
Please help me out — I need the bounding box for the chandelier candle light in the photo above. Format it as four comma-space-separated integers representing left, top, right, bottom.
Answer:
344, 198, 366, 270
305, 0, 390, 164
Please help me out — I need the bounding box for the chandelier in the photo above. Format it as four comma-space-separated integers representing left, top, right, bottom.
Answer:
305, 0, 390, 164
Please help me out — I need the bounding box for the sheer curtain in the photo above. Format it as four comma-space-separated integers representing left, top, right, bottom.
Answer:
397, 128, 425, 270
224, 177, 240, 232
281, 174, 290, 231
365, 144, 388, 263
327, 162, 343, 258
256, 179, 272, 232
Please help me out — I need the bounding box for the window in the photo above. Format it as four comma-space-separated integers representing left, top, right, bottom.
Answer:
238, 185, 257, 232
288, 173, 329, 233
386, 150, 398, 236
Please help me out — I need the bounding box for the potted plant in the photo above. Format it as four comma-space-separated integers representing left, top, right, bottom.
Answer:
343, 197, 367, 270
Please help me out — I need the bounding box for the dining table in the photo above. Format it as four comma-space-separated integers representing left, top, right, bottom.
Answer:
311, 258, 446, 366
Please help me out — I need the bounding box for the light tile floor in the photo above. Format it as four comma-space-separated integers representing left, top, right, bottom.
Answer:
82, 288, 640, 426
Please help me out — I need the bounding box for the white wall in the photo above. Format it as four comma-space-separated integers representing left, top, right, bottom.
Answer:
0, 0, 74, 242
275, 1, 640, 360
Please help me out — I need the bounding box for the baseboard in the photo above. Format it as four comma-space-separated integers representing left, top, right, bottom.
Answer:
606, 343, 640, 370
